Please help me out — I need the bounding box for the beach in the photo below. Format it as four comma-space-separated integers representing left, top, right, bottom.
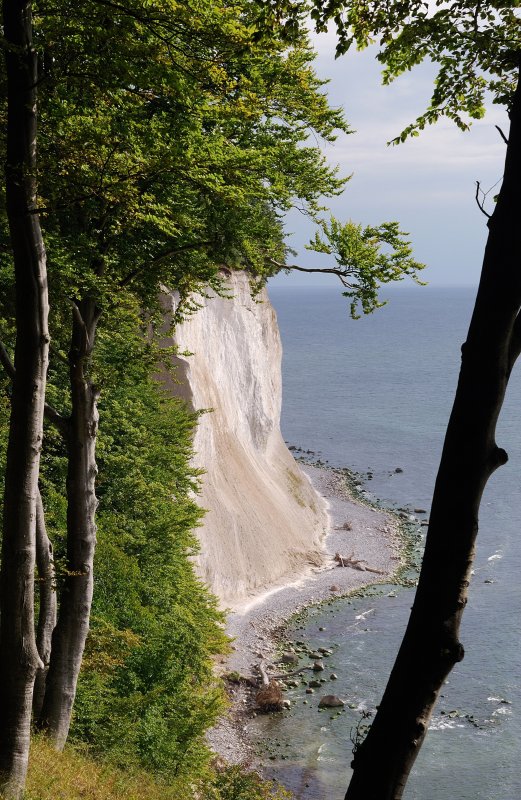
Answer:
207, 462, 404, 766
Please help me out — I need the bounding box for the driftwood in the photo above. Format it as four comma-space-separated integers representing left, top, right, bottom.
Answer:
270, 665, 314, 680
258, 660, 271, 687
257, 660, 313, 684
255, 661, 283, 711
255, 659, 314, 712
334, 552, 386, 574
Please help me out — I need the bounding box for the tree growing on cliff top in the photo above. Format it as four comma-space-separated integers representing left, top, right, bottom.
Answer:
0, 0, 360, 793
0, 1, 424, 793
0, 1, 344, 791
263, 1, 521, 797
275, 216, 424, 317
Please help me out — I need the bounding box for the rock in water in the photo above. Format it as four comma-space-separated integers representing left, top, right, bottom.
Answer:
318, 695, 345, 708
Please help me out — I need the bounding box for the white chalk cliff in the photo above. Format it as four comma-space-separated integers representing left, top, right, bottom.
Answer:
162, 272, 328, 608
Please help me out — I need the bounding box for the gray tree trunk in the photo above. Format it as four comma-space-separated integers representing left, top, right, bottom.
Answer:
39, 300, 99, 749
345, 62, 521, 800
32, 490, 57, 721
0, 0, 48, 796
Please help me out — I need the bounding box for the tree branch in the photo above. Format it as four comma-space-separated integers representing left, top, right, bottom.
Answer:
475, 181, 491, 219
1, 338, 70, 435
0, 340, 15, 379
495, 125, 509, 145
119, 240, 215, 288
44, 403, 70, 436
71, 301, 90, 350
508, 310, 521, 374
269, 257, 354, 288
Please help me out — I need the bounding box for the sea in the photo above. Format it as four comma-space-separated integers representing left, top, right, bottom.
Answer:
251, 284, 521, 800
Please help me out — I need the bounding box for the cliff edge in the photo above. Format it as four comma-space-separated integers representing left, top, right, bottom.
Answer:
162, 272, 328, 608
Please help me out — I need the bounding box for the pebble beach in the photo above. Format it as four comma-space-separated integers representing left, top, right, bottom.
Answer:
207, 462, 404, 767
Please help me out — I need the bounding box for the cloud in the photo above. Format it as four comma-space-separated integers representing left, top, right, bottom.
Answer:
281, 34, 508, 286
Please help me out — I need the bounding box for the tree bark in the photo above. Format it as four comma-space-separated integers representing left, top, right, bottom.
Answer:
32, 490, 57, 721
345, 62, 521, 800
0, 1, 48, 796
39, 300, 99, 749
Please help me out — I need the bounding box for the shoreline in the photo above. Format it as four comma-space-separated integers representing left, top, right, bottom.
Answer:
207, 462, 407, 767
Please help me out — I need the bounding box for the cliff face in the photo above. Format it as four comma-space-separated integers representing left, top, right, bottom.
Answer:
163, 272, 327, 608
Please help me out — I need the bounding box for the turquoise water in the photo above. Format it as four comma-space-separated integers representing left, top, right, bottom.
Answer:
255, 284, 521, 799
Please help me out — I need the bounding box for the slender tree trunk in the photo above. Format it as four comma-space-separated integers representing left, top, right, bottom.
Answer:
39, 299, 99, 749
0, 1, 48, 796
345, 62, 521, 800
32, 490, 57, 721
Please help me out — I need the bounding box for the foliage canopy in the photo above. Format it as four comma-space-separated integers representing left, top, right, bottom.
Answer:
260, 1, 521, 141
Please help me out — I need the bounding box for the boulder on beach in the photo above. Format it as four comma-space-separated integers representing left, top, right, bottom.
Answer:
281, 652, 298, 664
318, 695, 345, 708
256, 681, 284, 712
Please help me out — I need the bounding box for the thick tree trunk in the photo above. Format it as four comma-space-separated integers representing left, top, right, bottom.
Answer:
345, 64, 521, 800
32, 490, 57, 721
39, 300, 99, 749
0, 1, 48, 796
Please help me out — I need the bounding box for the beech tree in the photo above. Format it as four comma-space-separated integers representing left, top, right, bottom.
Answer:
266, 1, 521, 797
35, 0, 347, 752
275, 216, 424, 317
0, 0, 350, 778
0, 0, 50, 797
0, 2, 429, 793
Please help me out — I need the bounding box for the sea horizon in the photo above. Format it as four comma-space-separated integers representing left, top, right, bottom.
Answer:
254, 283, 521, 799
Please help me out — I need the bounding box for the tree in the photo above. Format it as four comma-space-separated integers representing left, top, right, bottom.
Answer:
0, 1, 424, 791
34, 0, 349, 751
0, 0, 49, 796
275, 216, 424, 317
0, 0, 350, 774
266, 2, 521, 797
40, 301, 230, 778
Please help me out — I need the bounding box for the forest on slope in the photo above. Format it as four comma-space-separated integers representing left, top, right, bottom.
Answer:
0, 2, 342, 796
0, 1, 423, 798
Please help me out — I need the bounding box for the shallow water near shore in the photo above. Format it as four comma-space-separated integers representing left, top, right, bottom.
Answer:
258, 284, 521, 799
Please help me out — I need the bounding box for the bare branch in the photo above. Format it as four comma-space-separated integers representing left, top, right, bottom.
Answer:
269, 665, 315, 680
119, 240, 215, 288
508, 310, 521, 374
0, 340, 15, 379
475, 181, 491, 219
44, 403, 70, 437
495, 125, 509, 145
49, 343, 70, 367
269, 257, 354, 288
1, 338, 70, 434
71, 301, 91, 351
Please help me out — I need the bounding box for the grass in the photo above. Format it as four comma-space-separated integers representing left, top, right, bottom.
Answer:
21, 738, 292, 800
285, 469, 306, 508
24, 737, 187, 800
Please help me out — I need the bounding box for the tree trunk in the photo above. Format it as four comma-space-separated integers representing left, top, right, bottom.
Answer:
32, 490, 57, 721
39, 300, 99, 749
345, 62, 521, 800
0, 1, 48, 796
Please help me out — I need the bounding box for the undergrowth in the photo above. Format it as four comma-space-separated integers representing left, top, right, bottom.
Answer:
23, 739, 291, 800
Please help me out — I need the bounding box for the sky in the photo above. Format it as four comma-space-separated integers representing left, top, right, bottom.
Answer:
270, 29, 509, 289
